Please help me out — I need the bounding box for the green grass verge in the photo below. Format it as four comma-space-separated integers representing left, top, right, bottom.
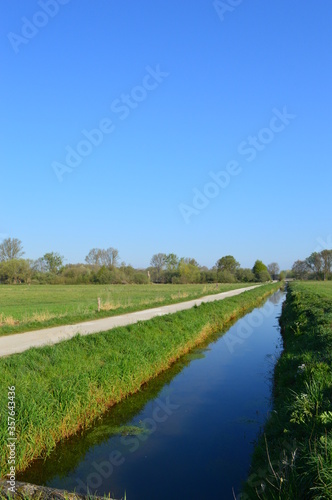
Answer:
0, 283, 254, 336
242, 281, 332, 499
0, 282, 280, 477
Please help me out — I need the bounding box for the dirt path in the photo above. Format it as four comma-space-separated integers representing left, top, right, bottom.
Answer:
0, 285, 261, 357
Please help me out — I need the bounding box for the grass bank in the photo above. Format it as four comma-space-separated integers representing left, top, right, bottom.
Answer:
0, 283, 253, 336
0, 282, 280, 477
243, 281, 332, 499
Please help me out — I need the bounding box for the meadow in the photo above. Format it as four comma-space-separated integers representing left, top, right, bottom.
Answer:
0, 283, 254, 337
243, 281, 332, 499
0, 282, 280, 477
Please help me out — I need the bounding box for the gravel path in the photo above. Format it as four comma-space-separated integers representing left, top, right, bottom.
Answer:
0, 285, 261, 357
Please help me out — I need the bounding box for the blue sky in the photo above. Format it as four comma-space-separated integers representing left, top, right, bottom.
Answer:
1, 0, 331, 270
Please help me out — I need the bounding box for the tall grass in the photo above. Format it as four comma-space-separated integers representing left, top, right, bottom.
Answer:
242, 281, 332, 499
0, 283, 280, 477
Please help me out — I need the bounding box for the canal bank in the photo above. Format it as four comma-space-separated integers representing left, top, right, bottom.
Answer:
0, 480, 115, 500
15, 285, 284, 499
242, 281, 332, 499
0, 283, 281, 486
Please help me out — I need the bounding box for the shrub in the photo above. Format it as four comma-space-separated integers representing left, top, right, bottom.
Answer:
133, 272, 149, 284
218, 270, 237, 283
258, 270, 271, 282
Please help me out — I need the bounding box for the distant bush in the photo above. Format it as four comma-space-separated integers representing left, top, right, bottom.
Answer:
133, 272, 149, 284
200, 270, 217, 283
218, 270, 237, 283
258, 270, 271, 282
279, 270, 286, 281
236, 268, 255, 282
0, 259, 32, 284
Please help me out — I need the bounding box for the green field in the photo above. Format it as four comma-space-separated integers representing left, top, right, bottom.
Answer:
0, 282, 280, 477
0, 283, 254, 336
243, 281, 332, 499
286, 280, 332, 298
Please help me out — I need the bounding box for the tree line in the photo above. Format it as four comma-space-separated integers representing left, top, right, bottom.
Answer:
291, 250, 332, 281
0, 237, 280, 285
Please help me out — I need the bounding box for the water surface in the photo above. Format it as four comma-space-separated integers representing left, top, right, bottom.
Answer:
19, 291, 285, 499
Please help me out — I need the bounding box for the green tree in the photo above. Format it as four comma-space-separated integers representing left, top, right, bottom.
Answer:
161, 254, 180, 283
178, 258, 200, 283
279, 270, 286, 281
200, 269, 217, 283
216, 255, 240, 275
61, 264, 93, 284
95, 266, 112, 284
42, 252, 64, 274
0, 238, 24, 261
218, 270, 237, 283
257, 270, 271, 282
133, 272, 149, 284
165, 253, 179, 272
236, 268, 255, 282
252, 260, 271, 281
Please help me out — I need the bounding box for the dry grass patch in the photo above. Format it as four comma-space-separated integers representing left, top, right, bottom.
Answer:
0, 313, 18, 326
139, 296, 165, 305
27, 311, 62, 323
171, 292, 189, 300
100, 302, 125, 311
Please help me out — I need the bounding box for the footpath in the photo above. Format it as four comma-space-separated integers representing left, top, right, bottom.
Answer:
0, 285, 261, 357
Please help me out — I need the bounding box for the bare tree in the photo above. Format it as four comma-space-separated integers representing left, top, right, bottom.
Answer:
150, 253, 166, 282
85, 248, 102, 265
292, 260, 309, 280
267, 262, 280, 280
32, 257, 49, 273
320, 249, 332, 280
85, 247, 119, 267
104, 247, 119, 267
0, 237, 24, 261
306, 252, 323, 278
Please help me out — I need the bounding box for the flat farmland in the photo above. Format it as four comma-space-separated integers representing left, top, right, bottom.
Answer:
0, 283, 254, 336
289, 279, 332, 298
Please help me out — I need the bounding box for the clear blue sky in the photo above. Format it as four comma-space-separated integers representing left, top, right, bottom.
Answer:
1, 0, 331, 270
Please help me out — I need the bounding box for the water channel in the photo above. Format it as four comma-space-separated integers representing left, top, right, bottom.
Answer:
18, 290, 285, 499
